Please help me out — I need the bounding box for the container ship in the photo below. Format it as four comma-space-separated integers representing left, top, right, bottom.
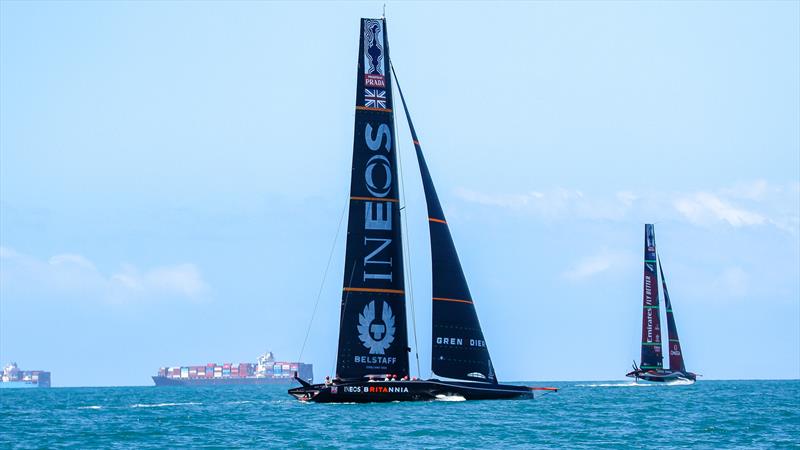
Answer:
1, 362, 51, 388
152, 352, 312, 386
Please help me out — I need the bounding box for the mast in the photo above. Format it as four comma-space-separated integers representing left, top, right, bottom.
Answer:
640, 224, 663, 371
658, 255, 686, 373
335, 18, 409, 379
393, 68, 497, 384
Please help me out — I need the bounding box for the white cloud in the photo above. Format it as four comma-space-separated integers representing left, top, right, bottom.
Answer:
616, 191, 639, 207
49, 253, 97, 271
454, 181, 798, 233
721, 179, 770, 200
114, 263, 207, 297
673, 192, 766, 227
0, 246, 208, 303
454, 187, 629, 221
674, 182, 799, 232
562, 250, 634, 281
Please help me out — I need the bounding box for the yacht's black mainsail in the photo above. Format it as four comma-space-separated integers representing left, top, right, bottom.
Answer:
394, 72, 496, 384
288, 17, 551, 403
335, 18, 409, 380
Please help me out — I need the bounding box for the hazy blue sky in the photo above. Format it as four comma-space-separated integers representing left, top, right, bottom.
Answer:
1, 1, 798, 386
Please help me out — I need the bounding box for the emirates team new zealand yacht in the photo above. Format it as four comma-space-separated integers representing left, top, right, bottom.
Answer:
289, 17, 548, 403
626, 224, 697, 383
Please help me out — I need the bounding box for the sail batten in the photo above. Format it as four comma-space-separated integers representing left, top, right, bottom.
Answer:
393, 68, 497, 384
335, 18, 409, 380
640, 224, 664, 370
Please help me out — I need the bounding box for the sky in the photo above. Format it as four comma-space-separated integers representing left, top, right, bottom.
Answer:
1, 1, 798, 387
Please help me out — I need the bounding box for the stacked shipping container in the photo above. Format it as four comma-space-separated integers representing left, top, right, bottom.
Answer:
152, 352, 312, 386
156, 360, 311, 381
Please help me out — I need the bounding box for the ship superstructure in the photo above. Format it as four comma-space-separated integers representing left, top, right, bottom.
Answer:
1, 363, 51, 388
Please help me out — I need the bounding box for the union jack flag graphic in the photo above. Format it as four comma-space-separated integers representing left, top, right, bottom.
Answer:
364, 89, 387, 108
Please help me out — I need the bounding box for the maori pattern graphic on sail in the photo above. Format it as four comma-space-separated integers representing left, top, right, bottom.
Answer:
363, 19, 386, 88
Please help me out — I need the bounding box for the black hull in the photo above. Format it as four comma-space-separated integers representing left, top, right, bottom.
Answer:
625, 370, 696, 383
288, 378, 532, 403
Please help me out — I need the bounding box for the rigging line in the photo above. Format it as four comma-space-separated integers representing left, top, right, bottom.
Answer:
333, 261, 358, 378
298, 195, 349, 362
393, 73, 421, 380
390, 62, 430, 380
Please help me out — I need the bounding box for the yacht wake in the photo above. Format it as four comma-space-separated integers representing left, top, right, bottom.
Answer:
435, 394, 466, 401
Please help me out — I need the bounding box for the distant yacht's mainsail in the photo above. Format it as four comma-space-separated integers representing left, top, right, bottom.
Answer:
335, 18, 409, 379
394, 71, 496, 383
659, 256, 686, 373
640, 224, 663, 371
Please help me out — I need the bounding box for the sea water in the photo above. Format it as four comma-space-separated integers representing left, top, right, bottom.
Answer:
1, 380, 797, 448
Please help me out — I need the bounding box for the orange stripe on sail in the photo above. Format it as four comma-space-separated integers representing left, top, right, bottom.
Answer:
433, 297, 473, 304
356, 106, 393, 113
344, 287, 405, 295
428, 217, 447, 224
413, 140, 420, 145
350, 196, 399, 203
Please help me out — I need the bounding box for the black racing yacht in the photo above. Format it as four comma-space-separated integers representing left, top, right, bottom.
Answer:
289, 17, 551, 403
626, 224, 697, 383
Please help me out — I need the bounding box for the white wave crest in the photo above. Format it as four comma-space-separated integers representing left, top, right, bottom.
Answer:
130, 402, 201, 408
577, 379, 695, 387
78, 405, 103, 410
224, 400, 254, 405
576, 382, 656, 388
665, 378, 695, 386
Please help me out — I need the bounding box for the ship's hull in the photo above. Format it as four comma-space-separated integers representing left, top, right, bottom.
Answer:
288, 379, 533, 403
152, 376, 304, 386
0, 381, 48, 389
625, 369, 696, 383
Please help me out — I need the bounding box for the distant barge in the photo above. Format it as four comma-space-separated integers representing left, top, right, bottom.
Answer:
152, 352, 312, 386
